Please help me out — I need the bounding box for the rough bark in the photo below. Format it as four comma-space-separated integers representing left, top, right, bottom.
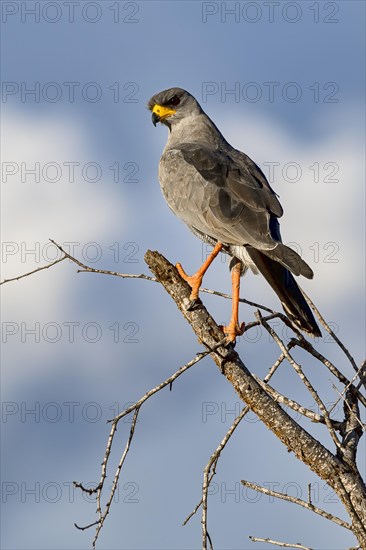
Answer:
144, 250, 366, 549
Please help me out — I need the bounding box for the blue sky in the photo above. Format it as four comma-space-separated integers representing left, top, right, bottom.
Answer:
1, 1, 365, 549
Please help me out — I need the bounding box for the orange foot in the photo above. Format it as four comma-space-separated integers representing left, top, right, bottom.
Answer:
175, 243, 224, 305
220, 320, 245, 343
175, 262, 202, 301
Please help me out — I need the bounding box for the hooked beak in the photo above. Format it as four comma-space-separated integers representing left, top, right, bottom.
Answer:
152, 112, 160, 126
151, 104, 176, 127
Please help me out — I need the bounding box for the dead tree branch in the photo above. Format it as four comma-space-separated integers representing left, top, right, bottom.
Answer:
256, 311, 344, 453
241, 480, 351, 530
252, 374, 337, 426
301, 291, 361, 384
144, 250, 366, 549
3, 243, 365, 548
0, 255, 68, 285
249, 536, 313, 550
73, 340, 226, 547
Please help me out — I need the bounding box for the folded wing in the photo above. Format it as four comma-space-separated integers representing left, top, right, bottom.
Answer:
161, 144, 313, 279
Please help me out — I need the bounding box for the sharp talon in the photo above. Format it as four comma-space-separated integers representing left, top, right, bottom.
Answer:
226, 340, 236, 350
218, 327, 237, 348
219, 321, 245, 343
187, 298, 201, 311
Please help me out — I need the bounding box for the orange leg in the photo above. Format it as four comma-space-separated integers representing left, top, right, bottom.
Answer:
221, 261, 245, 342
176, 242, 223, 302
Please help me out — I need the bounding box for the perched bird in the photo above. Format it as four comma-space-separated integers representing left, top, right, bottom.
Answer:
148, 87, 321, 342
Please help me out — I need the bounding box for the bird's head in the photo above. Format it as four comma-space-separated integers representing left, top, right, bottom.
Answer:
147, 87, 202, 128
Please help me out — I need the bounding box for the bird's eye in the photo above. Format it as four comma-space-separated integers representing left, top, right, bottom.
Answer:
167, 95, 180, 106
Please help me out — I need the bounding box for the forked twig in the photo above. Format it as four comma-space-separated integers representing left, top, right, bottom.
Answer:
3, 243, 366, 548
74, 340, 226, 546
241, 480, 351, 530
256, 311, 344, 454
301, 290, 359, 377
201, 407, 249, 549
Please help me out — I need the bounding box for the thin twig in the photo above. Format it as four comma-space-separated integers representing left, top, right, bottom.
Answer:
332, 385, 366, 432
49, 239, 157, 282
5, 243, 366, 546
263, 352, 288, 381
356, 360, 366, 390
5, 240, 281, 319
186, 344, 295, 545
111, 341, 226, 424
74, 520, 100, 531
257, 311, 344, 454
253, 374, 335, 426
200, 286, 274, 313
0, 255, 67, 285
74, 341, 225, 547
337, 477, 366, 544
93, 408, 139, 548
302, 290, 359, 377
73, 481, 99, 495
244, 312, 284, 333
249, 536, 313, 550
182, 408, 249, 529
202, 406, 249, 549
291, 339, 366, 409
78, 268, 157, 282
182, 457, 220, 527
328, 363, 366, 417
242, 480, 351, 531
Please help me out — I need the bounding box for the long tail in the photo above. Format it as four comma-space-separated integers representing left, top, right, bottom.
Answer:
246, 248, 321, 337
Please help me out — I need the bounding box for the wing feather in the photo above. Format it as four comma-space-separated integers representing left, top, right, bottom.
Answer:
159, 144, 312, 278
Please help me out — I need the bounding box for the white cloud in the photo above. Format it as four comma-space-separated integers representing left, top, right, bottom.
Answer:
1, 108, 128, 319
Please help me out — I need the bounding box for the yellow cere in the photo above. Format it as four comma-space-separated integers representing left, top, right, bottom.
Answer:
152, 104, 176, 119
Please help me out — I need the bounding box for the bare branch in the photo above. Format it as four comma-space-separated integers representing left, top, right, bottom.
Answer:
249, 536, 313, 550
48, 239, 157, 282
333, 385, 366, 433
291, 339, 366, 409
78, 267, 157, 282
186, 339, 299, 546
111, 341, 226, 424
0, 255, 67, 285
200, 286, 275, 313
74, 520, 100, 531
202, 406, 249, 549
1, 239, 286, 320
337, 387, 365, 467
252, 374, 337, 426
6, 244, 365, 546
183, 407, 249, 529
329, 364, 366, 417
356, 360, 366, 390
336, 478, 366, 546
144, 250, 366, 549
92, 408, 139, 548
243, 312, 287, 333
74, 340, 225, 546
256, 311, 344, 454
263, 351, 290, 381
301, 290, 360, 379
241, 480, 351, 531
73, 481, 99, 495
